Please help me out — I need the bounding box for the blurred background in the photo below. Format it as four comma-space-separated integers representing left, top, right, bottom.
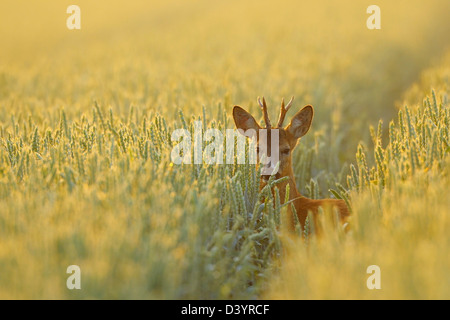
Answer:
1, 0, 450, 160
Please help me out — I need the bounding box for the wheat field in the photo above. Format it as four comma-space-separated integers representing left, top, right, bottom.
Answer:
0, 0, 449, 299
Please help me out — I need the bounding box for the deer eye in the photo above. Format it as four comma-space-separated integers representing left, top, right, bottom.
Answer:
281, 149, 290, 155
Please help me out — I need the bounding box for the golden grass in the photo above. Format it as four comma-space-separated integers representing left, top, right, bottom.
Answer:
0, 0, 449, 299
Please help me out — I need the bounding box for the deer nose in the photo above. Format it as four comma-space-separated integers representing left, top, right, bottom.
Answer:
262, 162, 279, 179
261, 172, 281, 182
262, 161, 276, 175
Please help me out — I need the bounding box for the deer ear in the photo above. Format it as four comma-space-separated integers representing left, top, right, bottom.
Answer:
233, 106, 261, 133
286, 105, 314, 139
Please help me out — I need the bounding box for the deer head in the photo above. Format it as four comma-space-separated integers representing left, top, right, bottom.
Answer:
233, 97, 314, 182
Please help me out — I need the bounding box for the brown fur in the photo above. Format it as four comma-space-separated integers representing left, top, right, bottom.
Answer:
233, 99, 350, 234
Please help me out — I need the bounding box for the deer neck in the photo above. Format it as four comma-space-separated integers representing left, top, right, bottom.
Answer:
264, 164, 301, 204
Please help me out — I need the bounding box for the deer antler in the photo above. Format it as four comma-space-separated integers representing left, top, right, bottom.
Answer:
258, 96, 272, 129
277, 96, 294, 128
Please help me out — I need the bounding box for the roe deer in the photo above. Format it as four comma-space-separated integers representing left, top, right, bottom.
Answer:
232, 97, 350, 234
